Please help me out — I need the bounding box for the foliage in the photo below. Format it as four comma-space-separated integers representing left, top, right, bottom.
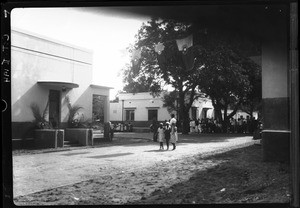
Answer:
195, 30, 262, 129
67, 105, 84, 128
122, 18, 204, 133
162, 90, 206, 114
66, 96, 86, 128
122, 18, 262, 133
239, 58, 262, 118
30, 102, 52, 129
162, 91, 178, 113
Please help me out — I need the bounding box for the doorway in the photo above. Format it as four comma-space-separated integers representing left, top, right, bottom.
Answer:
49, 90, 60, 128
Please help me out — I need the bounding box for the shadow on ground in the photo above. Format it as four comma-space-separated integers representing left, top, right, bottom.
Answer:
126, 144, 291, 205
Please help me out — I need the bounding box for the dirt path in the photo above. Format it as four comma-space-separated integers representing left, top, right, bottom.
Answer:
13, 134, 255, 201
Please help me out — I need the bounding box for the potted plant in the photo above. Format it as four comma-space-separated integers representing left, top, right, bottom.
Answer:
64, 97, 93, 146
30, 102, 64, 149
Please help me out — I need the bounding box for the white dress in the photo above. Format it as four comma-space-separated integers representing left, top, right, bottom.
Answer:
170, 118, 177, 126
157, 127, 165, 142
170, 126, 178, 143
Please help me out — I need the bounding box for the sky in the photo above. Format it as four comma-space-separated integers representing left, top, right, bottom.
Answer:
11, 7, 150, 99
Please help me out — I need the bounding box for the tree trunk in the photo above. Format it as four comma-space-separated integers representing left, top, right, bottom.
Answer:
181, 110, 190, 134
178, 91, 190, 134
213, 105, 222, 123
222, 107, 228, 133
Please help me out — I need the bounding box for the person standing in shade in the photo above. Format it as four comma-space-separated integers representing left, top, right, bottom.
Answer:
151, 118, 159, 142
157, 123, 165, 150
195, 118, 200, 134
169, 113, 178, 150
164, 122, 171, 150
170, 123, 178, 150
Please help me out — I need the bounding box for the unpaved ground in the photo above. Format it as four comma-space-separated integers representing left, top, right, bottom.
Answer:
12, 134, 291, 205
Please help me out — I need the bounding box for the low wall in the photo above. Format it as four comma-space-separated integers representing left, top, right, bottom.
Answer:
262, 130, 290, 162
65, 128, 93, 146
34, 129, 64, 149
12, 122, 35, 139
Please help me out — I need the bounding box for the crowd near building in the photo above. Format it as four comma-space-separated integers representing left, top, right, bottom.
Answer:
109, 92, 258, 133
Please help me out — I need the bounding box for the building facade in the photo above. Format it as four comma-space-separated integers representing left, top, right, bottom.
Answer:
110, 92, 258, 128
11, 28, 111, 139
110, 92, 215, 127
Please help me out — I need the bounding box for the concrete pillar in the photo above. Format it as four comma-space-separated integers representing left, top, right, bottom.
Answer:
261, 9, 290, 162
290, 2, 299, 207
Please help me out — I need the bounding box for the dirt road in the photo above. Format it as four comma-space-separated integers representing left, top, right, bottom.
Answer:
13, 133, 255, 199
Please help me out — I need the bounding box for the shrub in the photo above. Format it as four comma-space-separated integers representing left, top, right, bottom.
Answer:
30, 102, 52, 129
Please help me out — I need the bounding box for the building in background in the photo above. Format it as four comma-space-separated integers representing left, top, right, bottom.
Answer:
110, 92, 213, 130
11, 28, 112, 140
110, 92, 258, 130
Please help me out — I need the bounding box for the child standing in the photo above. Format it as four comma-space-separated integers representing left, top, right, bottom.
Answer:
157, 123, 165, 150
164, 122, 171, 150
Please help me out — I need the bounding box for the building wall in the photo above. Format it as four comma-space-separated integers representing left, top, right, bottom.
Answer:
110, 92, 171, 123
11, 28, 110, 139
11, 29, 93, 122
109, 92, 220, 127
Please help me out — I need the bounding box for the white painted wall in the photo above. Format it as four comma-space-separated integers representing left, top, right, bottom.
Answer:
110, 92, 215, 122
110, 92, 171, 122
11, 28, 110, 124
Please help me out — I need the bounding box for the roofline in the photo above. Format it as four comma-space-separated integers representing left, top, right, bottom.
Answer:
11, 27, 93, 53
90, 84, 114, 90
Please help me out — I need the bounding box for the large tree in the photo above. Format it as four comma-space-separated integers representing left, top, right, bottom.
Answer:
122, 18, 204, 134
122, 18, 261, 133
195, 30, 261, 131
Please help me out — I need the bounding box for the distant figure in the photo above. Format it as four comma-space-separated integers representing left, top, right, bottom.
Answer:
151, 118, 159, 142
164, 122, 171, 150
170, 113, 177, 126
170, 123, 178, 150
238, 118, 243, 133
190, 119, 195, 133
169, 113, 178, 150
195, 119, 200, 134
157, 123, 165, 150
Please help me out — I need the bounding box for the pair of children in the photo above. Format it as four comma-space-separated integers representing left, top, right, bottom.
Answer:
157, 122, 178, 150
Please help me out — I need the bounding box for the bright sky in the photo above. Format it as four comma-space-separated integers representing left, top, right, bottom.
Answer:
11, 7, 150, 99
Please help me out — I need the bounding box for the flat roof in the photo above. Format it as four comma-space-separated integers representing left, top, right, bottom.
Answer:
90, 84, 114, 90
12, 27, 93, 53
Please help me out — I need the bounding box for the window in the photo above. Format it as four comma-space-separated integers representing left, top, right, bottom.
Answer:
125, 110, 135, 121
92, 94, 106, 123
148, 109, 158, 121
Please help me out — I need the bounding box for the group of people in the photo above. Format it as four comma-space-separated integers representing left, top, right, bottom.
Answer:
189, 116, 261, 134
151, 114, 178, 150
229, 116, 261, 134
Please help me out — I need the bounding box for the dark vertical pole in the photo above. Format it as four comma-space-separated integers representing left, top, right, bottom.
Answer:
290, 2, 299, 207
121, 100, 124, 131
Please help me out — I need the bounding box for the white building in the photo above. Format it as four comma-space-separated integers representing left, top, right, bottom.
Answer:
11, 28, 112, 140
109, 92, 215, 128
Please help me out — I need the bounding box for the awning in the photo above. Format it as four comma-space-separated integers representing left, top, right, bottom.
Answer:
124, 107, 137, 110
37, 81, 79, 90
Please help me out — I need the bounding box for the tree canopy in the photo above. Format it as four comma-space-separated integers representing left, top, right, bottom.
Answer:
122, 18, 262, 133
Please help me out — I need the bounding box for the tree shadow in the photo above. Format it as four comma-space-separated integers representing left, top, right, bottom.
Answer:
144, 149, 173, 153
126, 144, 290, 205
